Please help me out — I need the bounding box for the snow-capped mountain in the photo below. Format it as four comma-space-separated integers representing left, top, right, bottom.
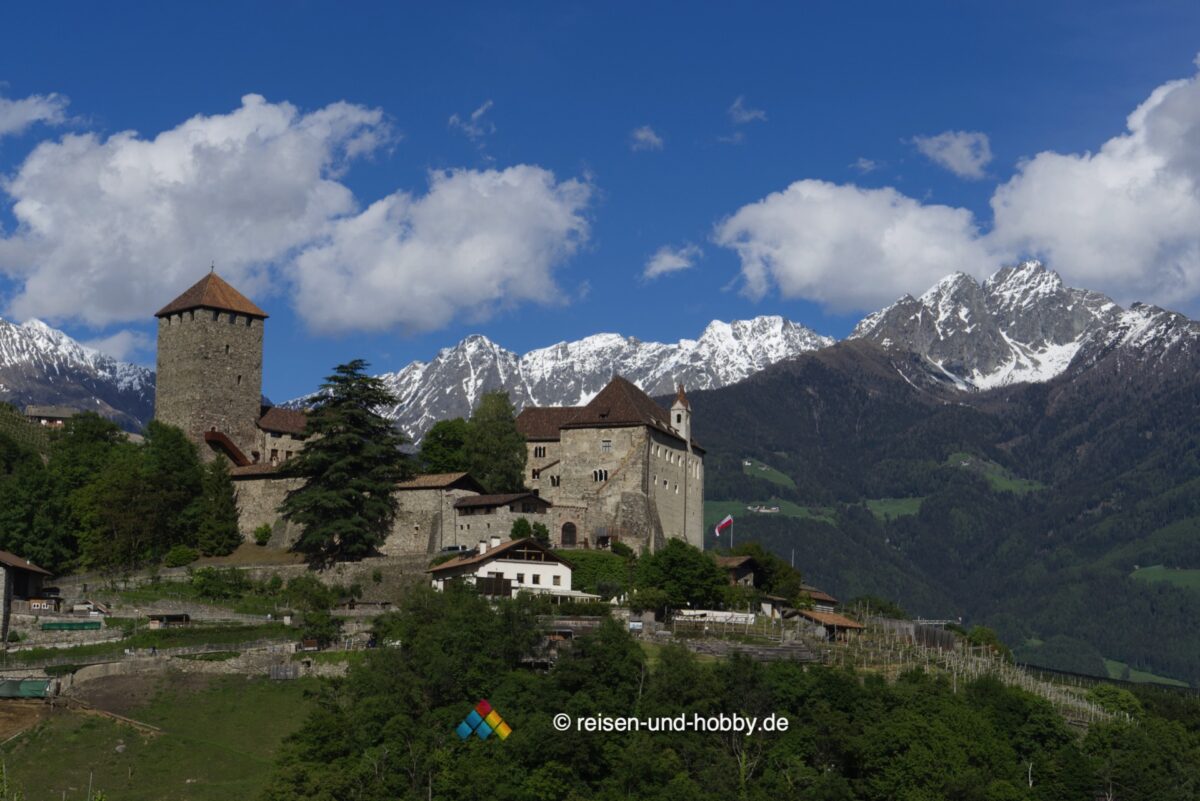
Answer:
851, 260, 1128, 389
290, 316, 833, 441
0, 317, 155, 430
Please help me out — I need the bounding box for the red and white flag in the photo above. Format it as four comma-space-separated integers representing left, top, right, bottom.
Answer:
714, 514, 733, 537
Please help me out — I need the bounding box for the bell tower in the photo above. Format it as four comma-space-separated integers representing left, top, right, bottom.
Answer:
670, 383, 691, 443
154, 271, 267, 463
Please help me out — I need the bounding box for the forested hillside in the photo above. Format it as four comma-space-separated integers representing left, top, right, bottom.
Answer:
259, 585, 1200, 801
693, 340, 1200, 686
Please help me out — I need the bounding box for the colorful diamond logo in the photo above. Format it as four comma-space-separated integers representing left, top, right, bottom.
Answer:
456, 699, 511, 741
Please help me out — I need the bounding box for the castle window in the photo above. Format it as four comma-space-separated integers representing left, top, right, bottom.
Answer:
601, 439, 612, 453
676, 413, 682, 424
534, 445, 546, 458
551, 475, 560, 487
225, 344, 230, 354
212, 310, 219, 321
246, 317, 252, 327
229, 313, 237, 325
237, 375, 242, 385
188, 311, 194, 321
593, 469, 608, 482
532, 469, 540, 480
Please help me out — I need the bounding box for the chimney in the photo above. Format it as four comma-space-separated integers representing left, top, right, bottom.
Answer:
490, 535, 501, 549
478, 539, 488, 554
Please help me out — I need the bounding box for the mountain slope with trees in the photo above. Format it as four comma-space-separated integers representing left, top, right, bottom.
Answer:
692, 331, 1200, 686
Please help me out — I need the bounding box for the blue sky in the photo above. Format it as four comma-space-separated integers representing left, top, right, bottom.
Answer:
2, 2, 1200, 400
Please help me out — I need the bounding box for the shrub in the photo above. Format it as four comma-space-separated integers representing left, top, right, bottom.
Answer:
6, 630, 22, 643
610, 541, 635, 559
253, 524, 273, 547
510, 517, 533, 540
191, 566, 250, 600
164, 545, 199, 568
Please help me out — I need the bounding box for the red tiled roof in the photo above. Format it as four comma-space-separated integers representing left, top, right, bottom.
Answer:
454, 492, 550, 510
801, 584, 839, 605
396, 472, 486, 492
155, 272, 268, 319
515, 407, 582, 441
258, 406, 308, 436
796, 609, 864, 629
0, 550, 51, 576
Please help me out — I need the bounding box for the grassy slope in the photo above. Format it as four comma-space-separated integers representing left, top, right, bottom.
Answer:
865, 497, 924, 520
945, 451, 1045, 494
741, 458, 796, 489
1, 676, 317, 801
1103, 658, 1190, 687
704, 499, 835, 526
1131, 565, 1200, 591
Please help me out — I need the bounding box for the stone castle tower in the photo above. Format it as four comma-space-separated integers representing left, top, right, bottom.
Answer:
154, 271, 268, 461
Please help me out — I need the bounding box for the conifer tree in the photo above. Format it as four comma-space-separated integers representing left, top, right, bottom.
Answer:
464, 391, 526, 493
197, 458, 242, 556
280, 360, 412, 564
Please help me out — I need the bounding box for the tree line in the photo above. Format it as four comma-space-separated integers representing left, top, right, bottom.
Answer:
0, 408, 239, 575
260, 584, 1200, 801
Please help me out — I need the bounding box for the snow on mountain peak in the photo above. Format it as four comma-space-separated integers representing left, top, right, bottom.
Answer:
289, 315, 834, 441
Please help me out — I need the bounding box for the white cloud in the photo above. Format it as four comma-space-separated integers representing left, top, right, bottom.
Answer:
291, 166, 591, 333
912, 130, 993, 179
988, 68, 1200, 307
81, 329, 153, 362
0, 94, 592, 336
643, 243, 702, 280
713, 180, 993, 311
630, 125, 663, 151
728, 96, 767, 125
0, 94, 388, 327
0, 91, 68, 137
851, 157, 880, 174
448, 100, 495, 141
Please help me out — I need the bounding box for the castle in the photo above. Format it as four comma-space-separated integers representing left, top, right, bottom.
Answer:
153, 272, 704, 553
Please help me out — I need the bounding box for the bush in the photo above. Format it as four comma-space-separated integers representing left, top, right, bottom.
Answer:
510, 517, 533, 540
191, 566, 251, 600
6, 630, 22, 643
1088, 684, 1143, 716
253, 524, 273, 547
164, 545, 200, 568
610, 541, 635, 559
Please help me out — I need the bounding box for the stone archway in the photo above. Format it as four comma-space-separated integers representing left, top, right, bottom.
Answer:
561, 522, 577, 547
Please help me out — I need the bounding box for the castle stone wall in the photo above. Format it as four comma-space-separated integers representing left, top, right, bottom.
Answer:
233, 475, 303, 546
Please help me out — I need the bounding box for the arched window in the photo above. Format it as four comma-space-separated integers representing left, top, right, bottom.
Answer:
561, 522, 577, 547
